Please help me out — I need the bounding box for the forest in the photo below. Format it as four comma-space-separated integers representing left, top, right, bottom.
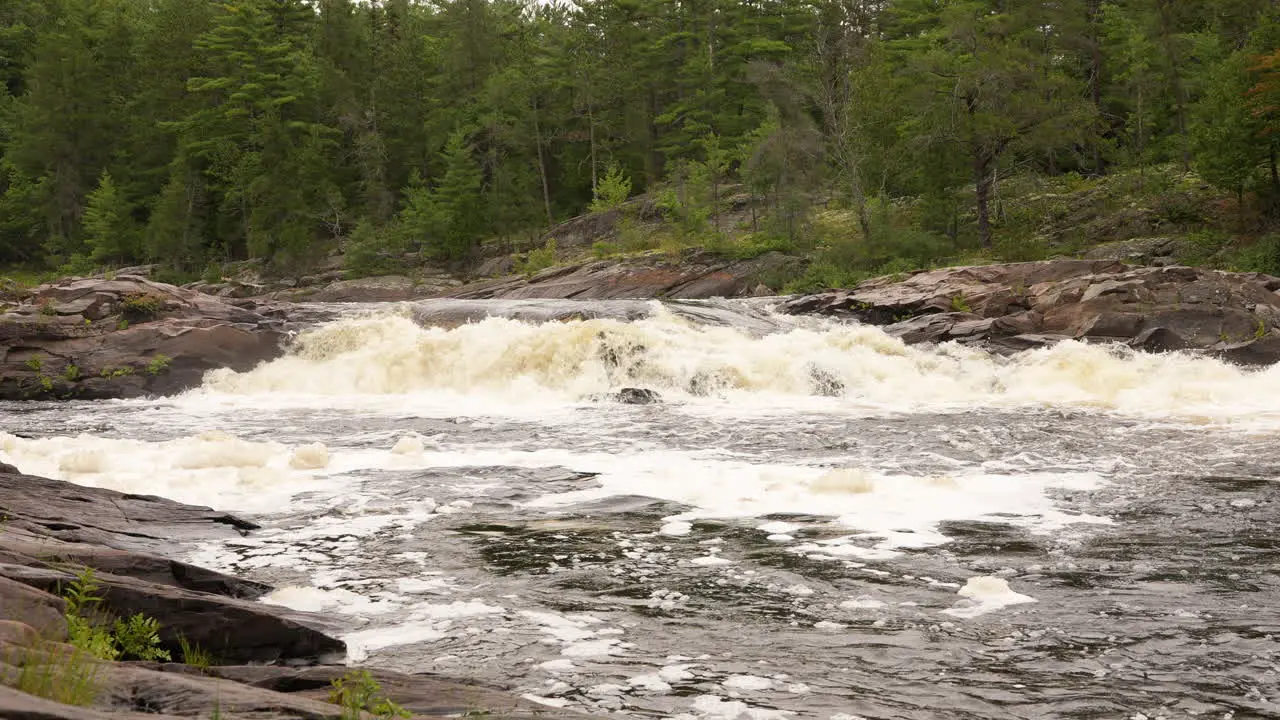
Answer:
1, 0, 1279, 285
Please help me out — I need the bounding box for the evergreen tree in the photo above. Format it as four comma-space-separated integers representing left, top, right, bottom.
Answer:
83, 171, 138, 265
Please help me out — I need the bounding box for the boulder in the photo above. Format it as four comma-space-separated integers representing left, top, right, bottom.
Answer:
783, 261, 1280, 363
0, 577, 66, 640
446, 250, 805, 300
0, 563, 344, 665
0, 276, 288, 400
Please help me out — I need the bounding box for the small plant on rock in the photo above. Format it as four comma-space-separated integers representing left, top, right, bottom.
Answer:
119, 292, 165, 320
62, 364, 80, 381
23, 355, 42, 372
950, 294, 972, 313
63, 568, 119, 661
146, 354, 172, 375
329, 670, 410, 720
113, 613, 171, 662
178, 634, 213, 670
10, 644, 101, 706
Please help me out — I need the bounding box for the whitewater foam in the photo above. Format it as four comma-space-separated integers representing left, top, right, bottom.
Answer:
0, 431, 348, 512
188, 305, 1280, 423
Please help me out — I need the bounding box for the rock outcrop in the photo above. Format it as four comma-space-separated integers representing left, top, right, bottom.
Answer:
0, 468, 341, 664
0, 468, 600, 719
446, 250, 803, 300
0, 276, 288, 400
782, 260, 1280, 363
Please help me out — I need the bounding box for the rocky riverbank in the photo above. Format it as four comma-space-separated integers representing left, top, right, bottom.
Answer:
781, 260, 1280, 364
7, 259, 1280, 405
0, 463, 597, 719
0, 277, 289, 401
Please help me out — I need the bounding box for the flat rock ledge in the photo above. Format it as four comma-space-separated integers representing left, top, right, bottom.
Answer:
0, 466, 597, 719
0, 276, 289, 400
782, 260, 1280, 363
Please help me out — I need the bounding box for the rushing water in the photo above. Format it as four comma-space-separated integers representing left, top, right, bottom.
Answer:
2, 299, 1278, 720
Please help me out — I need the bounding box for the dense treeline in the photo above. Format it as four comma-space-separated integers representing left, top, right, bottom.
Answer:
0, 0, 1278, 278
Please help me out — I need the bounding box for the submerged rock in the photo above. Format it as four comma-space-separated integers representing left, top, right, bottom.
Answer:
0, 276, 288, 400
615, 387, 663, 405
783, 260, 1280, 363
589, 387, 663, 405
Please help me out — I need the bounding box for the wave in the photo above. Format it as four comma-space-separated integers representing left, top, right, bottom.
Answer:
199, 304, 1280, 418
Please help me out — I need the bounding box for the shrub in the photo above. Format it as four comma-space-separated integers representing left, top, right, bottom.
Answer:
329, 670, 410, 720
119, 292, 165, 319
62, 568, 118, 661
60, 566, 170, 662
589, 164, 633, 213
515, 239, 557, 276
1224, 234, 1280, 275
112, 614, 170, 662
146, 354, 171, 375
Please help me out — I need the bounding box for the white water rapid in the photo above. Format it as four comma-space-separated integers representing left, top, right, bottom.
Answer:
2, 299, 1277, 719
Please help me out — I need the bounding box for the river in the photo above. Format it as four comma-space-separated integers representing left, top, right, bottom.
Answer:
1, 298, 1277, 719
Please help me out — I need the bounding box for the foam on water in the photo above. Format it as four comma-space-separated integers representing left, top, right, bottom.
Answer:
0, 431, 351, 512
940, 576, 1039, 618
191, 306, 1280, 423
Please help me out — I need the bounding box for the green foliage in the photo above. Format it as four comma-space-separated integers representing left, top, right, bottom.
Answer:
177, 634, 213, 671
950, 294, 972, 313
146, 354, 172, 375
589, 164, 632, 213
83, 170, 138, 265
344, 220, 402, 278
0, 0, 1277, 276
62, 364, 79, 381
9, 645, 101, 706
1225, 235, 1280, 275
100, 366, 134, 378
120, 292, 164, 318
112, 614, 171, 662
201, 262, 223, 286
516, 239, 557, 276
328, 670, 410, 720
23, 355, 41, 371
60, 567, 172, 663
62, 568, 119, 661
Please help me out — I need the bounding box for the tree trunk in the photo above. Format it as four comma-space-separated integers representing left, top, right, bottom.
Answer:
973, 149, 994, 249
1156, 0, 1191, 170
532, 98, 553, 228
1271, 146, 1279, 192
1087, 0, 1105, 174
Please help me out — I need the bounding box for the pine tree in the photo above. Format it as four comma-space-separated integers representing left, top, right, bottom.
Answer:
83, 171, 137, 265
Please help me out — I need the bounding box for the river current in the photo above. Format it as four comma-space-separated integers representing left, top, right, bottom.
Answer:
1, 299, 1277, 719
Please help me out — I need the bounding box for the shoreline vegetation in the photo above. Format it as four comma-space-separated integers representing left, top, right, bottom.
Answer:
1, 1, 1278, 294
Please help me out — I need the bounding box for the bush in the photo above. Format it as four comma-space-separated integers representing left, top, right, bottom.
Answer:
61, 567, 170, 662
590, 164, 633, 213
329, 670, 410, 720
1224, 234, 1280, 275
119, 292, 165, 319
344, 220, 404, 278
515, 239, 557, 276
112, 614, 170, 662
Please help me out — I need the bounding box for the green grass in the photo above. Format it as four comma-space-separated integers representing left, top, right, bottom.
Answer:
178, 634, 213, 670
8, 645, 101, 706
